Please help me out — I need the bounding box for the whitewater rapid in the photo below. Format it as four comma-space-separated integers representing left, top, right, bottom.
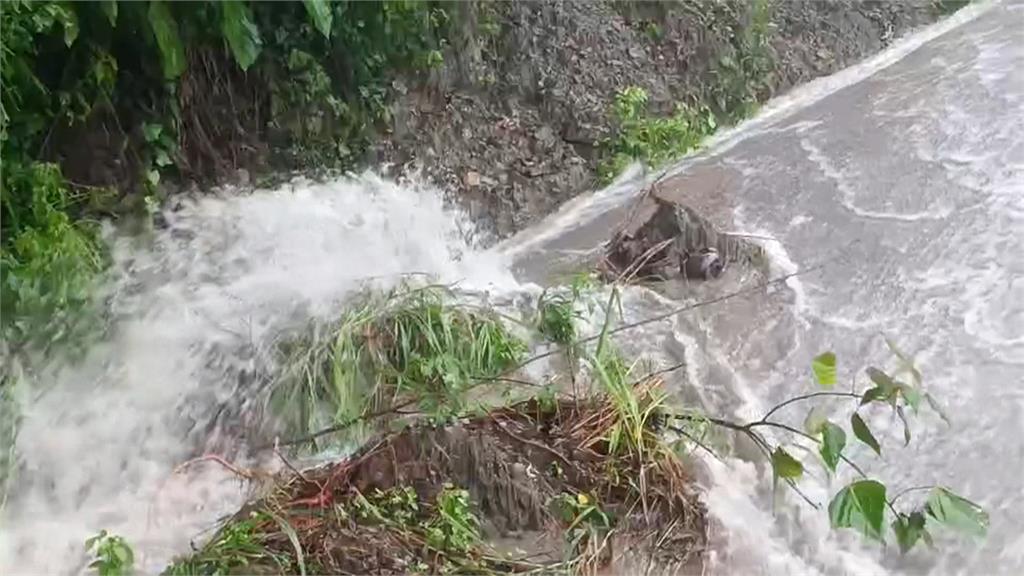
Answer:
3, 1, 1021, 575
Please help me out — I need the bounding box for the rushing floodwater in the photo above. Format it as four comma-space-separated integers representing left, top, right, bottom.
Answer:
2, 1, 1021, 574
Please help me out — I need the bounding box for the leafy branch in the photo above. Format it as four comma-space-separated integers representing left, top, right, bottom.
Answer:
668, 349, 988, 552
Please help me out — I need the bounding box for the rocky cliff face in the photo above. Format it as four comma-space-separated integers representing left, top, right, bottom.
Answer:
373, 0, 942, 240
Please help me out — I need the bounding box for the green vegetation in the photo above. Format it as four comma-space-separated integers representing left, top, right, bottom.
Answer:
535, 273, 596, 348
703, 0, 775, 122
423, 485, 481, 556
85, 530, 134, 576
165, 512, 292, 575
598, 86, 717, 183
1, 0, 454, 361
180, 285, 982, 575
669, 344, 987, 551
269, 285, 527, 438
599, 0, 776, 182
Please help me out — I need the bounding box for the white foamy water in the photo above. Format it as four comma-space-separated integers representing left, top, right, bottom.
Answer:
0, 174, 519, 573
4, 1, 1021, 575
503, 1, 1022, 575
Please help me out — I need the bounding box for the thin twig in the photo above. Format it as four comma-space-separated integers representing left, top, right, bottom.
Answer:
266, 398, 417, 450
273, 438, 315, 485
667, 424, 722, 462
759, 391, 862, 422
505, 265, 823, 375
175, 454, 255, 480
889, 485, 935, 505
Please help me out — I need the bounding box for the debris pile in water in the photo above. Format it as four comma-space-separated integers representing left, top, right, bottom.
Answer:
167, 382, 706, 575
603, 173, 766, 283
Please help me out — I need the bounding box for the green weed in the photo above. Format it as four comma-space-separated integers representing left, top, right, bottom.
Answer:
270, 286, 527, 437
536, 273, 596, 347
166, 513, 287, 576
598, 86, 717, 183
425, 484, 480, 556
705, 0, 775, 122
1, 162, 105, 356
85, 530, 134, 576
554, 492, 613, 569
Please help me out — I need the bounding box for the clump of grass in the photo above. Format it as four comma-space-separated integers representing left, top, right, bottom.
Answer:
535, 273, 596, 348
269, 286, 528, 438
165, 513, 290, 575
587, 288, 667, 461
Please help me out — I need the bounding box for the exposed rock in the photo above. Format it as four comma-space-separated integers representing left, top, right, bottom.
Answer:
375, 0, 942, 241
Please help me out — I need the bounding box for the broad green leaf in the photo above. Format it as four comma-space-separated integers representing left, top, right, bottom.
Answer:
113, 541, 132, 563
771, 447, 803, 479
148, 1, 185, 79
892, 511, 928, 554
820, 421, 846, 472
142, 123, 162, 142
861, 386, 887, 405
812, 351, 836, 388
925, 487, 988, 537
220, 1, 262, 70
896, 406, 911, 446
303, 0, 334, 39
804, 405, 828, 435
155, 150, 172, 167
829, 479, 887, 540
102, 1, 118, 27
899, 383, 922, 412
851, 412, 881, 456
866, 367, 896, 394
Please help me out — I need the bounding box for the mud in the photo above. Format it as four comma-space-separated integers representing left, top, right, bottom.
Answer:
175, 394, 706, 575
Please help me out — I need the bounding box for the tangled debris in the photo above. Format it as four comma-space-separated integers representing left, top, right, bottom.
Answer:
167, 382, 706, 575
603, 176, 766, 283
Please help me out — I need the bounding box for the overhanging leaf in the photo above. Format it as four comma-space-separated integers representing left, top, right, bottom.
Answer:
866, 367, 896, 395
303, 0, 334, 39
820, 421, 846, 472
829, 479, 887, 540
851, 412, 881, 456
812, 351, 836, 388
892, 511, 928, 554
861, 386, 887, 405
899, 383, 922, 412
148, 1, 185, 79
142, 123, 162, 142
771, 447, 803, 479
925, 487, 988, 537
220, 1, 263, 70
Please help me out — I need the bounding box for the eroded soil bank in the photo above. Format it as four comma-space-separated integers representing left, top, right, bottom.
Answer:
169, 392, 706, 575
